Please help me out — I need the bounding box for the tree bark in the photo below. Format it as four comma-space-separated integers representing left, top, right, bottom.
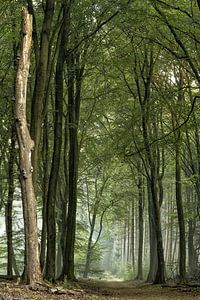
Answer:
146, 178, 158, 282
175, 131, 186, 282
6, 123, 15, 277
15, 7, 41, 285
40, 116, 49, 273
137, 50, 165, 284
63, 50, 84, 280
131, 197, 135, 273
136, 169, 144, 280
45, 21, 64, 283
83, 212, 97, 278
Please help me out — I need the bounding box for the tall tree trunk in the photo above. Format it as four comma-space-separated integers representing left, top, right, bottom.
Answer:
188, 219, 198, 277
63, 48, 84, 280
45, 19, 64, 282
127, 212, 130, 263
131, 197, 135, 273
134, 49, 165, 284
147, 178, 157, 282
6, 123, 15, 277
15, 7, 41, 285
175, 132, 186, 282
172, 67, 186, 282
59, 116, 69, 275
136, 170, 144, 280
40, 116, 49, 273
30, 0, 55, 189
83, 213, 97, 278
123, 222, 127, 263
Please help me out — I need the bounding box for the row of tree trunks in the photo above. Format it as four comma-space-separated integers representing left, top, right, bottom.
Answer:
29, 0, 55, 190
45, 0, 72, 281
13, 1, 83, 283
62, 49, 83, 280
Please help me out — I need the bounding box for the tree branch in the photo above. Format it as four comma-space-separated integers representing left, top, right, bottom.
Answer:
126, 95, 200, 156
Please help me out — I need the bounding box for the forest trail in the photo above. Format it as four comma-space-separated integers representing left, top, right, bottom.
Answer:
1, 279, 200, 299
78, 279, 200, 299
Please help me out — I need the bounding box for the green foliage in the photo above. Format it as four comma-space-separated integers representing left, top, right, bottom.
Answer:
0, 0, 200, 283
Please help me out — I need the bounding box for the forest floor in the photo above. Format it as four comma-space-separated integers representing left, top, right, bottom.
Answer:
0, 279, 200, 299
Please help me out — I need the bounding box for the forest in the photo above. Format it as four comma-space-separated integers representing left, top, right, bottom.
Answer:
1, 0, 200, 299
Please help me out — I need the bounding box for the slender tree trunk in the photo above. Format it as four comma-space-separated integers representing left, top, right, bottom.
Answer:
63, 49, 84, 280
12, 251, 20, 276
188, 219, 198, 277
45, 18, 64, 282
131, 197, 135, 273
186, 186, 198, 277
83, 213, 97, 278
142, 121, 165, 283
15, 7, 41, 285
127, 213, 130, 263
6, 123, 15, 277
123, 222, 127, 263
40, 116, 49, 272
172, 68, 186, 282
30, 0, 55, 189
135, 49, 165, 284
136, 171, 144, 280
147, 178, 157, 282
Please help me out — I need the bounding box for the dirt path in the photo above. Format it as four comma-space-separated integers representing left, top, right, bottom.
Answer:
79, 279, 200, 299
0, 280, 200, 299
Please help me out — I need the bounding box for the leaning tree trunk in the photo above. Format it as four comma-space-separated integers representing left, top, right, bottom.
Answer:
83, 212, 97, 278
15, 7, 41, 285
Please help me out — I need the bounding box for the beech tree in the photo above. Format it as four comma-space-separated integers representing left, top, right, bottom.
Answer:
1, 0, 200, 286
15, 7, 41, 284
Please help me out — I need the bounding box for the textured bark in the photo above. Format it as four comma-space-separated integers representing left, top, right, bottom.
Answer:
15, 7, 41, 285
